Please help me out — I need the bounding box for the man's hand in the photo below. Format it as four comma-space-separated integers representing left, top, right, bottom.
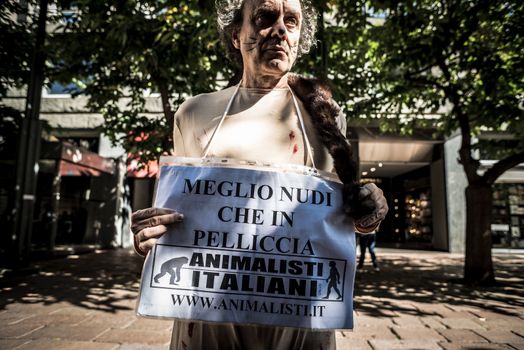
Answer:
130, 208, 184, 256
346, 183, 388, 233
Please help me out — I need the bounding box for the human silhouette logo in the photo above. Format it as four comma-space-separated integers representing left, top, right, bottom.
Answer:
154, 256, 189, 285
323, 261, 342, 300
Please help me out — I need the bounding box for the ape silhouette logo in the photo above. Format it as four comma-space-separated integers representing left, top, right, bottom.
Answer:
154, 256, 189, 285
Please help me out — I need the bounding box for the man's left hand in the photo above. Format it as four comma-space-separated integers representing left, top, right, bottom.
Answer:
350, 183, 388, 233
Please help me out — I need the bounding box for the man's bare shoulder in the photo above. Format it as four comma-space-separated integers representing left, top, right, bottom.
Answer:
176, 86, 237, 118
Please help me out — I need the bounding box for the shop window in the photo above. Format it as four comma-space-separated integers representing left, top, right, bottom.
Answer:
404, 190, 432, 243
390, 165, 433, 248
492, 184, 524, 248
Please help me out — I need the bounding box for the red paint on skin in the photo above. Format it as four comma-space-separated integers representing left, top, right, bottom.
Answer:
289, 131, 295, 140
293, 143, 299, 154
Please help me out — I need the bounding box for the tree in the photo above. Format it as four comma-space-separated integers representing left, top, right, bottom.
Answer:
48, 0, 233, 166
326, 0, 524, 284
45, 0, 523, 284
0, 0, 34, 151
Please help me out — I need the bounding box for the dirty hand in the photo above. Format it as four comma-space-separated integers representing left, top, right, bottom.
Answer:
130, 208, 184, 256
350, 183, 388, 233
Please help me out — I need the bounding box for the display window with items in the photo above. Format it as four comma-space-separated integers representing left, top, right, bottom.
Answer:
404, 190, 432, 243
492, 183, 524, 248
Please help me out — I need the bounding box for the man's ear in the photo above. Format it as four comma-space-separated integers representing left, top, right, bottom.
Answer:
232, 31, 240, 49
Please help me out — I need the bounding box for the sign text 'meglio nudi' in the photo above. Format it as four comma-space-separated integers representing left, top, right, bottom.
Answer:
182, 178, 333, 207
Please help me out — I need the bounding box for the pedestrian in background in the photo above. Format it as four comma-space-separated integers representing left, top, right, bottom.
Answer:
358, 229, 379, 270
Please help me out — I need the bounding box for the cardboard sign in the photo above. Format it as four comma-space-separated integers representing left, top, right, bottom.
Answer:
137, 160, 356, 329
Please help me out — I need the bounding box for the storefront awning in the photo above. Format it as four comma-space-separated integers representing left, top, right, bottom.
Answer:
40, 141, 116, 176
359, 141, 435, 163
355, 127, 443, 178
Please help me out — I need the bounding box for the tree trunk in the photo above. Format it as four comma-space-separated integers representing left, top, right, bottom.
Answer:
464, 184, 495, 285
159, 85, 174, 132
159, 84, 174, 151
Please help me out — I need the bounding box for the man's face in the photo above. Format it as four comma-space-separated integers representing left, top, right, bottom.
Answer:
234, 0, 302, 81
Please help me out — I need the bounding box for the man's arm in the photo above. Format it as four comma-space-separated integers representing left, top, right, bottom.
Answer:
131, 102, 191, 256
335, 107, 388, 233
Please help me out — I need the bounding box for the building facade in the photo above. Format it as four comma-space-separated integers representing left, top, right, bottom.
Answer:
2, 86, 523, 257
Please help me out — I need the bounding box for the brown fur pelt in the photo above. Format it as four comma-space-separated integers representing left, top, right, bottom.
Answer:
288, 74, 364, 217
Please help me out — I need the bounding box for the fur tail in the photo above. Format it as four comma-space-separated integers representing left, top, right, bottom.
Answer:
288, 74, 365, 217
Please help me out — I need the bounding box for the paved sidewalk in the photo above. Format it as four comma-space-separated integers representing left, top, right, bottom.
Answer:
0, 248, 523, 350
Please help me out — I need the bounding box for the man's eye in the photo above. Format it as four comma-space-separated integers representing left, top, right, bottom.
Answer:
255, 12, 275, 28
285, 16, 298, 28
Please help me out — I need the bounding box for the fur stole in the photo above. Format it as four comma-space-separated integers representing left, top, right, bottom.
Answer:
287, 74, 363, 217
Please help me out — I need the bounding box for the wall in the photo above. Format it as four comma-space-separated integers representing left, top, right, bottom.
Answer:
431, 158, 449, 250
443, 133, 467, 253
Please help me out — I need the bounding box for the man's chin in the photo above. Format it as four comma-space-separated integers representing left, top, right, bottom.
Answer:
265, 59, 293, 73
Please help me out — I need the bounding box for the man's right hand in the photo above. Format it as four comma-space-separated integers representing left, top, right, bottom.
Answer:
130, 208, 184, 256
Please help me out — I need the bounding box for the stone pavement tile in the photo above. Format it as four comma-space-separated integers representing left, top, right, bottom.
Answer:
354, 315, 395, 328
78, 314, 136, 329
439, 310, 480, 320
476, 317, 522, 326
509, 343, 524, 350
438, 342, 514, 350
474, 330, 524, 343
470, 310, 522, 321
49, 306, 94, 316
391, 326, 447, 342
355, 305, 397, 317
95, 328, 171, 345
23, 324, 108, 341
476, 317, 524, 331
338, 328, 397, 341
0, 323, 43, 338
391, 315, 426, 328
110, 299, 137, 310
0, 339, 31, 349
440, 318, 485, 330
377, 300, 419, 315
16, 339, 118, 350
125, 318, 173, 332
116, 345, 169, 350
420, 316, 447, 330
369, 339, 441, 350
15, 313, 91, 326
377, 299, 411, 316
335, 337, 373, 350
445, 305, 485, 313
411, 303, 454, 316
0, 311, 35, 325
437, 329, 488, 343
86, 308, 137, 317
515, 329, 524, 338
3, 302, 71, 314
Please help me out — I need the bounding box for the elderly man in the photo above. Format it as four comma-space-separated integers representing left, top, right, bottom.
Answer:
131, 0, 388, 349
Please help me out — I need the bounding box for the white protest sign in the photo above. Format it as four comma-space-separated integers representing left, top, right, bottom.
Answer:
137, 159, 356, 329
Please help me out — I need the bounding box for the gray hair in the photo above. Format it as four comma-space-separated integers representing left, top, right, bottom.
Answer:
216, 0, 318, 66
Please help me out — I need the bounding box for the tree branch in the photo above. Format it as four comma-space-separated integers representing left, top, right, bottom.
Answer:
483, 151, 524, 185
405, 63, 435, 77
403, 75, 447, 90
158, 83, 174, 130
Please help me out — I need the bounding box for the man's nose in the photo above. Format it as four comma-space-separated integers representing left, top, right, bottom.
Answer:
271, 17, 287, 40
